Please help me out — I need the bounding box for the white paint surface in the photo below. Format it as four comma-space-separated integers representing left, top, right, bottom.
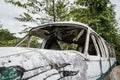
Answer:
0, 47, 87, 80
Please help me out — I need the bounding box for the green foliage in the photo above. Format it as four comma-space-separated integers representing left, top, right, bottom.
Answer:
17, 36, 41, 48
29, 36, 41, 48
5, 0, 70, 23
15, 12, 34, 22
0, 28, 19, 47
113, 34, 120, 64
0, 29, 16, 41
0, 39, 20, 47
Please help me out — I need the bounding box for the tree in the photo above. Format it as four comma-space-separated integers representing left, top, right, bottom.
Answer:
0, 21, 3, 28
70, 0, 117, 35
0, 29, 15, 40
5, 0, 70, 24
0, 23, 18, 46
70, 0, 120, 64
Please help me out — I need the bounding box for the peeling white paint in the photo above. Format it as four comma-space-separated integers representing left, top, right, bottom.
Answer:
0, 47, 87, 80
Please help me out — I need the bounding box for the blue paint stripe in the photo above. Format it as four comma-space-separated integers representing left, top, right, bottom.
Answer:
97, 63, 116, 80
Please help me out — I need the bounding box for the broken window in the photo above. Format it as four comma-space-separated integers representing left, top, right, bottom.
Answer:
105, 42, 116, 58
94, 35, 107, 58
42, 26, 87, 52
16, 25, 87, 53
15, 35, 43, 48
88, 35, 97, 55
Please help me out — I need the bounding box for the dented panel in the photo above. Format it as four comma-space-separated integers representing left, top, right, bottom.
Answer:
0, 47, 87, 80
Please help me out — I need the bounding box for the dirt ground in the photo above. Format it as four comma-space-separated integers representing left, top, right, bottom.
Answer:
110, 66, 120, 80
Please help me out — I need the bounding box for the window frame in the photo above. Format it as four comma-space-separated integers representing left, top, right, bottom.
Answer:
93, 34, 107, 58
87, 33, 100, 56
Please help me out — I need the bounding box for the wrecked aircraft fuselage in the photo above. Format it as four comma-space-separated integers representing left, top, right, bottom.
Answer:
0, 22, 116, 80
